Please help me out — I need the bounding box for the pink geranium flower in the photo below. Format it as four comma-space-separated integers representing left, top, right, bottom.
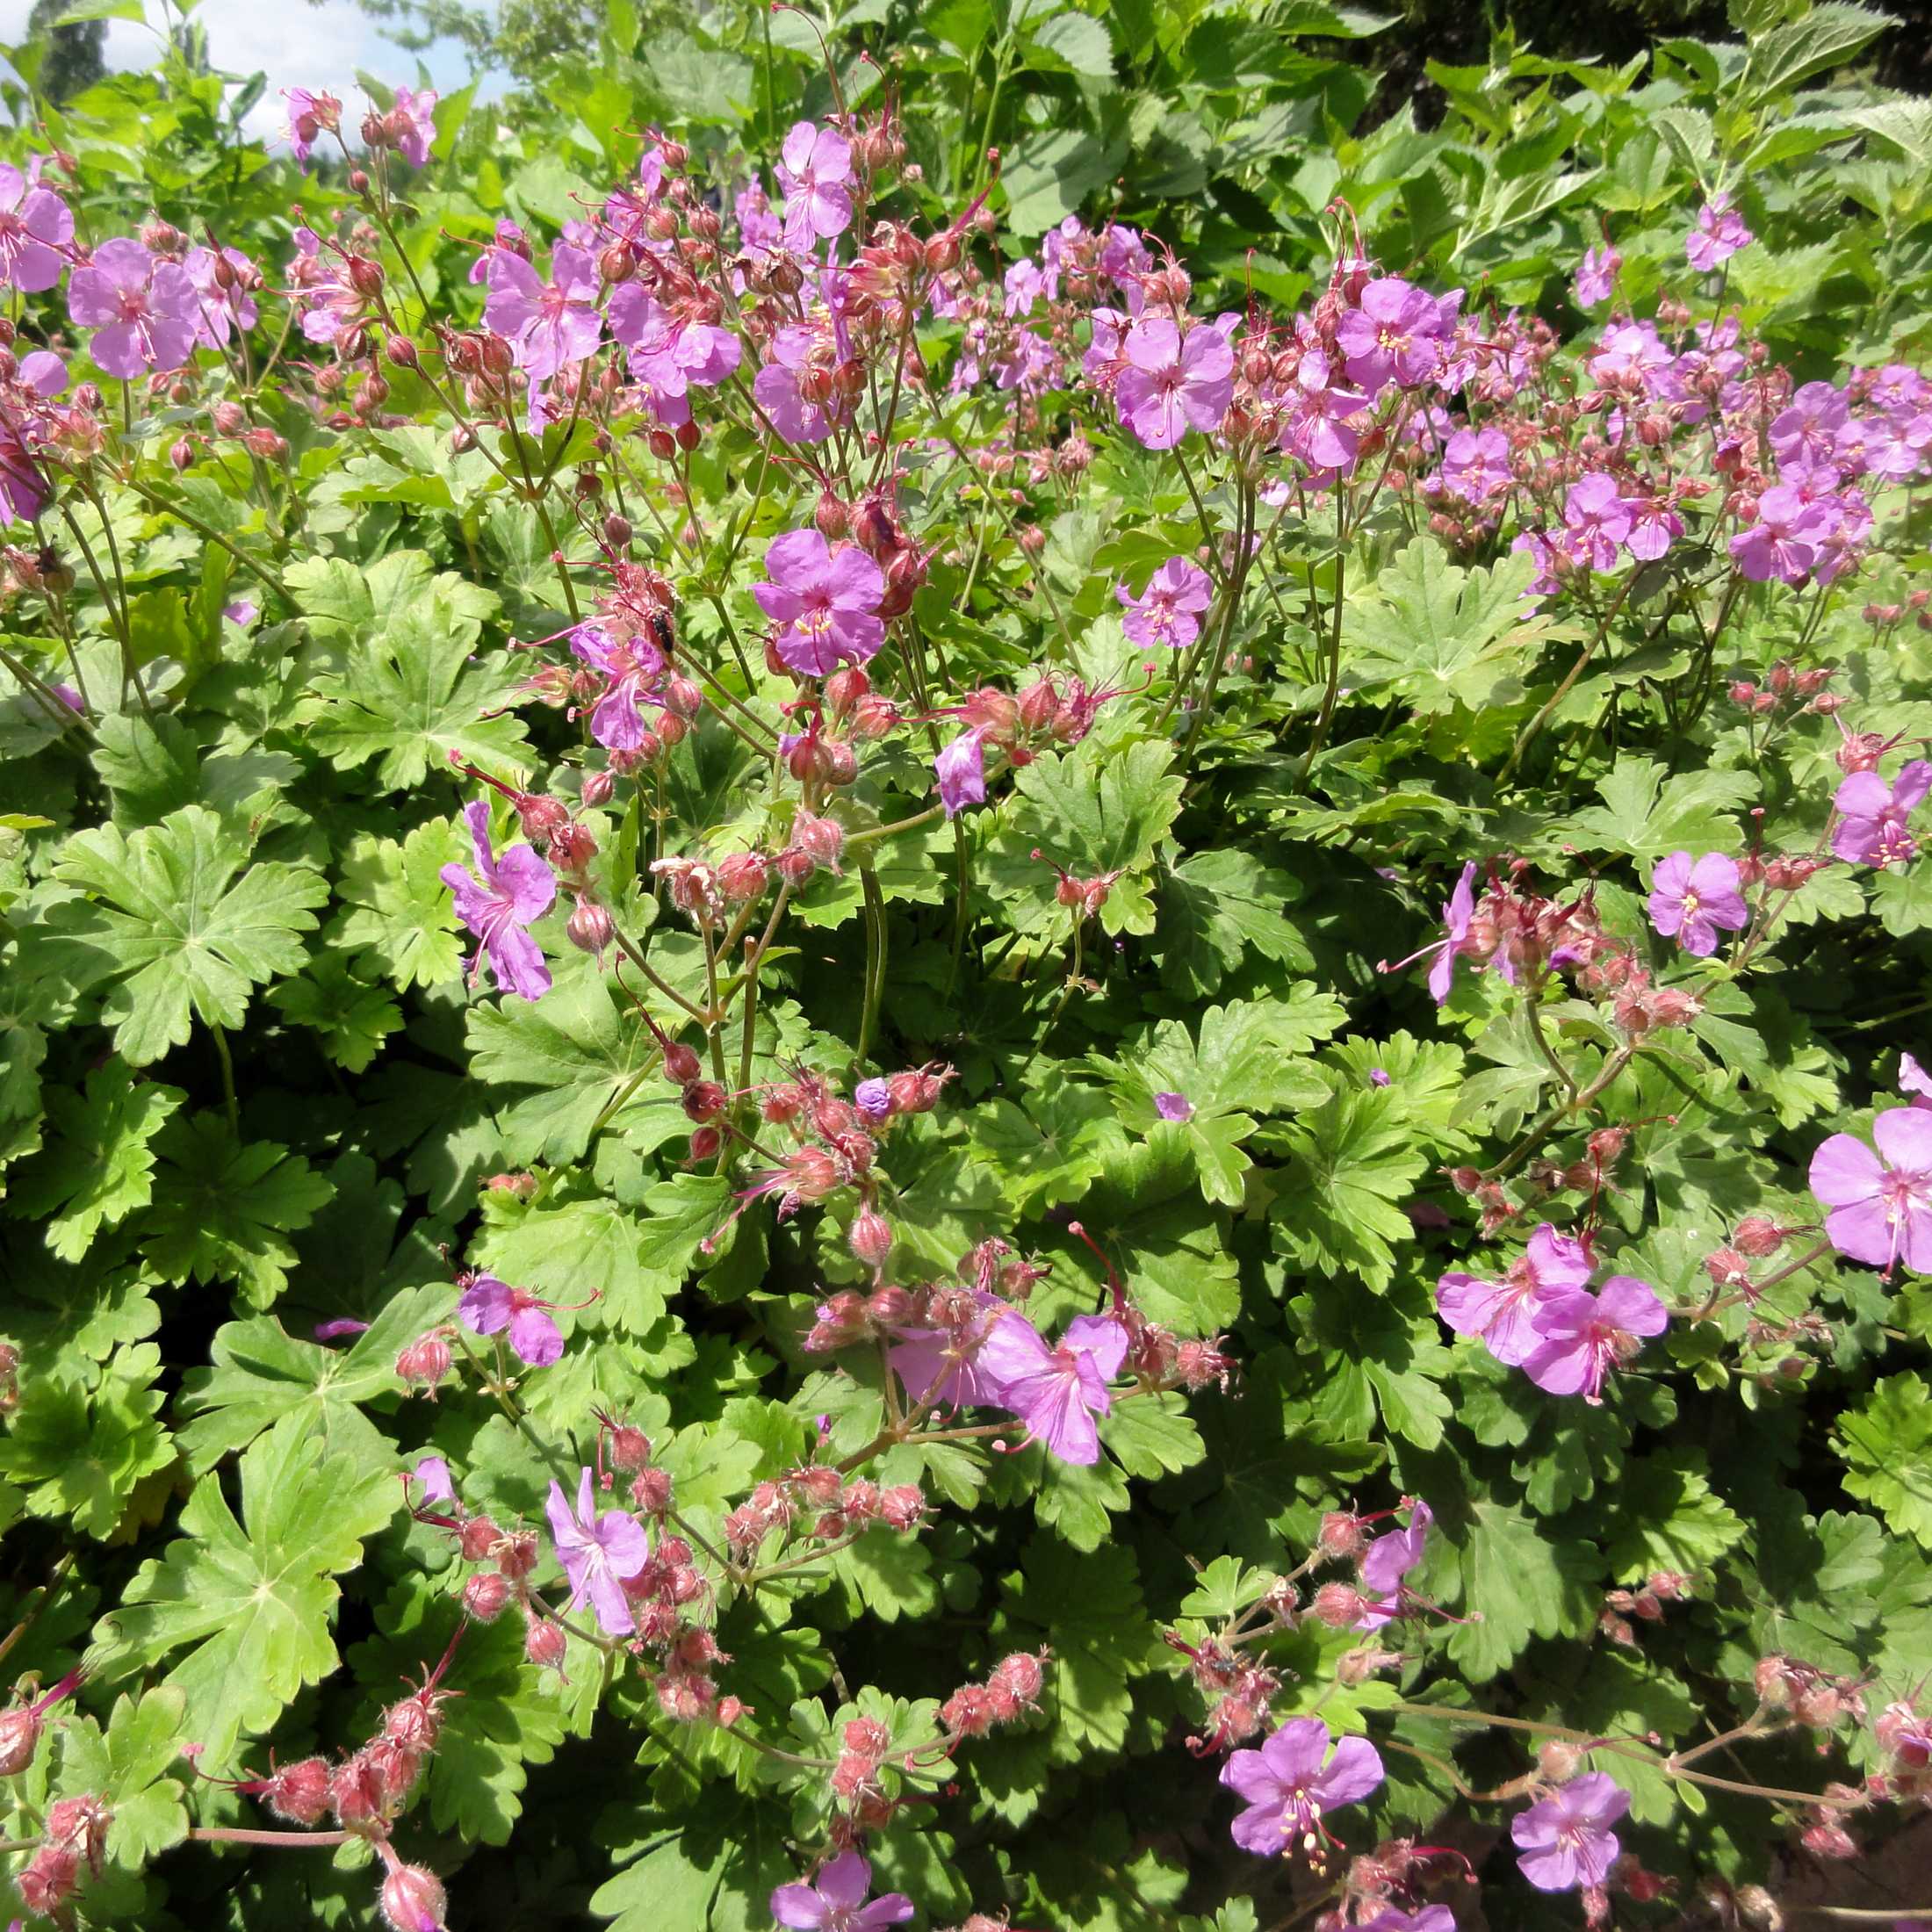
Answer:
1730, 484, 1833, 584
440, 800, 556, 1001
1832, 761, 1932, 868
1574, 244, 1619, 307
544, 1467, 648, 1636
1381, 860, 1478, 1005
1219, 1716, 1384, 1857
1354, 1501, 1433, 1631
569, 621, 667, 753
934, 725, 989, 818
1512, 1773, 1631, 1891
67, 238, 198, 379
457, 1272, 568, 1366
281, 88, 342, 166
1115, 316, 1233, 450
1117, 555, 1214, 651
483, 245, 604, 381
1686, 197, 1752, 272
777, 121, 854, 245
1563, 472, 1632, 572
1336, 277, 1445, 393
0, 162, 72, 293
1647, 851, 1749, 956
753, 529, 886, 675
1438, 1223, 1594, 1366
977, 1312, 1129, 1466
391, 86, 439, 169
1811, 1106, 1932, 1276
770, 1851, 912, 1932
1520, 1275, 1669, 1404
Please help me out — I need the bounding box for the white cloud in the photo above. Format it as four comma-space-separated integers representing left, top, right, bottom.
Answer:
0, 0, 482, 144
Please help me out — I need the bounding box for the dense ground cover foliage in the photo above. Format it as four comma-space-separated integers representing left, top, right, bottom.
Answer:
1, 1, 1931, 1928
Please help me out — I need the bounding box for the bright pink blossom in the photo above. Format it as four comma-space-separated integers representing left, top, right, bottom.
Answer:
441, 800, 555, 1001
1686, 197, 1752, 272
1832, 761, 1931, 868
1512, 1773, 1631, 1891
1811, 1106, 1932, 1276
1220, 1717, 1384, 1857
1115, 316, 1233, 450
483, 245, 604, 381
753, 529, 886, 675
1573, 244, 1619, 307
0, 162, 72, 293
977, 1313, 1129, 1466
1117, 555, 1213, 651
1438, 1223, 1593, 1366
770, 1851, 912, 1931
777, 121, 854, 246
544, 1467, 647, 1635
1647, 850, 1748, 956
1520, 1275, 1669, 1404
458, 1273, 567, 1366
1336, 277, 1445, 392
67, 238, 198, 379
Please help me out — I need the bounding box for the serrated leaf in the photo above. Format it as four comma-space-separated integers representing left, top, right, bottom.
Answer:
1564, 755, 1755, 861
331, 820, 469, 990
1267, 1089, 1430, 1293
1443, 1500, 1599, 1680
1157, 847, 1316, 995
1836, 1373, 1932, 1547
54, 1688, 191, 1869
87, 1412, 399, 1766
49, 805, 328, 1065
141, 1113, 334, 1308
1605, 1453, 1746, 1577
7, 1063, 184, 1261
1350, 540, 1569, 715
986, 735, 1185, 936
304, 587, 530, 791
174, 1285, 448, 1474
464, 955, 660, 1164
269, 954, 403, 1072
0, 1364, 172, 1539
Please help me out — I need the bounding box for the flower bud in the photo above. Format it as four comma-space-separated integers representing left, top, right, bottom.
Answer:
566, 895, 614, 958
848, 1205, 893, 1268
1310, 1582, 1366, 1626
815, 491, 850, 539
462, 1571, 513, 1622
379, 1862, 448, 1932
791, 810, 845, 870
662, 1038, 703, 1085
688, 1125, 723, 1162
1733, 1215, 1787, 1257
580, 768, 615, 808
169, 436, 194, 472
0, 1705, 44, 1777
384, 332, 420, 370
1539, 1739, 1585, 1782
396, 1330, 452, 1393
716, 849, 770, 903
682, 1080, 726, 1123
524, 1614, 568, 1670
263, 1755, 332, 1825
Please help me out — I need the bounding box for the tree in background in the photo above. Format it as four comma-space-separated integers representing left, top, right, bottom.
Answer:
25, 0, 105, 105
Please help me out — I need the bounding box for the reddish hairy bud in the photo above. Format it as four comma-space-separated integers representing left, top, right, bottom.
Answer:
257, 1756, 331, 1826
524, 1615, 568, 1671
462, 1571, 513, 1622
848, 1205, 894, 1268
396, 1330, 452, 1393
380, 1862, 449, 1932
